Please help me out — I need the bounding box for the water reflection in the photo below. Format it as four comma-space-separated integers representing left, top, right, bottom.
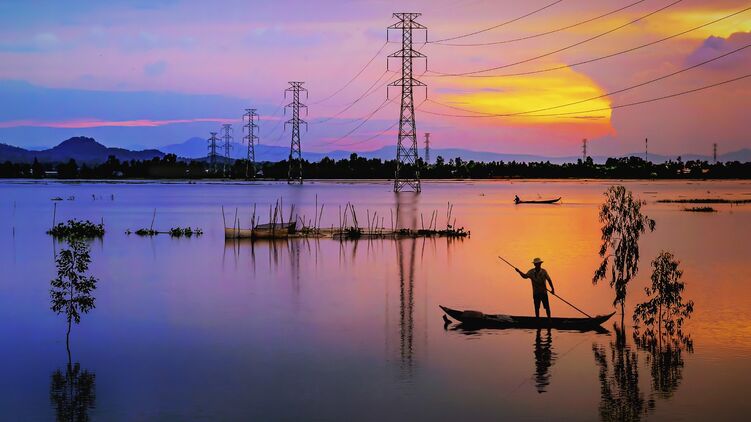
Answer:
593, 323, 648, 422
397, 237, 417, 379
49, 361, 96, 422
593, 322, 695, 421
533, 328, 556, 393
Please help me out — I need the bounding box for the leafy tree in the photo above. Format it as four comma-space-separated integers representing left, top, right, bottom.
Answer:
633, 251, 694, 346
593, 186, 656, 319
50, 238, 98, 353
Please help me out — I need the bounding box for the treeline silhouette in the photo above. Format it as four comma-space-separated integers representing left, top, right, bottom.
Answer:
2, 153, 750, 179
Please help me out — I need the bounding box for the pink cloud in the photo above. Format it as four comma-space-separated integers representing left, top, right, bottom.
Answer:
0, 117, 236, 129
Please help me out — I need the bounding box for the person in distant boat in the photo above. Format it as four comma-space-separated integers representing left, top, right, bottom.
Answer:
516, 258, 555, 318
514, 195, 521, 204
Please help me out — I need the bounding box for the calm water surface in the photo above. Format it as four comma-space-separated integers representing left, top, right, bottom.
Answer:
1, 179, 750, 421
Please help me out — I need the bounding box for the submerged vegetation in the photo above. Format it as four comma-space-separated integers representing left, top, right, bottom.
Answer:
127, 226, 203, 237
683, 206, 717, 212
658, 198, 751, 204
47, 219, 105, 238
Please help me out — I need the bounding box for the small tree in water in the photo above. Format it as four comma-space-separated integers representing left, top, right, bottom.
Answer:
633, 251, 694, 347
593, 185, 656, 319
50, 238, 98, 353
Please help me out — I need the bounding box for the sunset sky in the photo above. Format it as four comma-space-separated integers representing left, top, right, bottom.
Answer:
0, 0, 749, 157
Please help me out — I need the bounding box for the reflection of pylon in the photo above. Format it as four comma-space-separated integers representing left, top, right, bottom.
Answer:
207, 132, 219, 173
388, 13, 427, 193
397, 238, 416, 378
424, 132, 431, 164
243, 108, 259, 180
285, 82, 307, 184
221, 124, 233, 177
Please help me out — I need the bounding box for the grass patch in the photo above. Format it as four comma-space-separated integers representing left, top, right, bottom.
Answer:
47, 219, 105, 238
683, 206, 717, 213
658, 198, 751, 204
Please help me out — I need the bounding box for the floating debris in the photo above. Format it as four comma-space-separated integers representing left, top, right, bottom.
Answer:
48, 219, 105, 238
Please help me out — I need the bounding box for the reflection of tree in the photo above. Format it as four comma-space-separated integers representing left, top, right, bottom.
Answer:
50, 362, 96, 422
533, 329, 556, 393
592, 323, 649, 422
634, 330, 693, 400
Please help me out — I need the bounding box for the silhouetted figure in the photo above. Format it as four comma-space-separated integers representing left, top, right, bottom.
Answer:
533, 329, 556, 393
516, 258, 555, 318
514, 195, 521, 204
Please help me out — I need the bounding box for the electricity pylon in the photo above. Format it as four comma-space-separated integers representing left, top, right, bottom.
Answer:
285, 82, 307, 184
243, 108, 259, 180
221, 124, 233, 177
582, 138, 587, 162
424, 132, 430, 164
388, 12, 427, 193
207, 131, 219, 174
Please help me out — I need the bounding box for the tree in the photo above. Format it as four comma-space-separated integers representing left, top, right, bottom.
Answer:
593, 185, 656, 319
50, 238, 98, 353
32, 157, 44, 178
633, 251, 694, 346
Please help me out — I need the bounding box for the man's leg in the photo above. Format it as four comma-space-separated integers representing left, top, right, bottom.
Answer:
533, 294, 541, 318
542, 294, 551, 318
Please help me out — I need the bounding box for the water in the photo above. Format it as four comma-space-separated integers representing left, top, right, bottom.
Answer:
1, 179, 750, 421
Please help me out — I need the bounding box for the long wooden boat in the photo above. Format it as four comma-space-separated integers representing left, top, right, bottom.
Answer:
440, 305, 614, 330
514, 197, 561, 204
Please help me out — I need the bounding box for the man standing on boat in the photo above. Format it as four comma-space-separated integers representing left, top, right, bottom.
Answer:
516, 258, 555, 318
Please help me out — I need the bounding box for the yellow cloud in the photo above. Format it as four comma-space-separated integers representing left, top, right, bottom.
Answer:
434, 65, 612, 126
647, 7, 751, 39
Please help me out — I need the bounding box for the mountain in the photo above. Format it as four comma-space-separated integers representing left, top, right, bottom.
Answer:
0, 137, 164, 164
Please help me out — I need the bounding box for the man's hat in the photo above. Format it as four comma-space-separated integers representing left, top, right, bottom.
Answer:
532, 258, 543, 265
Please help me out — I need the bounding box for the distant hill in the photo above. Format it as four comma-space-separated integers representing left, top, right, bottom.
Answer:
3, 136, 750, 165
0, 137, 164, 164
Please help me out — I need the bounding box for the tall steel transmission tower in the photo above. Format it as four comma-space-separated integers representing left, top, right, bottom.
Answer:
388, 13, 427, 193
243, 108, 259, 180
207, 131, 219, 173
582, 138, 587, 162
285, 81, 307, 184
645, 137, 649, 162
424, 132, 431, 164
220, 124, 233, 177
713, 143, 718, 163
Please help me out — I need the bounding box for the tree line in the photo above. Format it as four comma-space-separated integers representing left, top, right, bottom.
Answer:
2, 153, 750, 179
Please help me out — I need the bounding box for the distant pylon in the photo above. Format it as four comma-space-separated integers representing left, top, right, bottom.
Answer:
424, 132, 431, 164
582, 138, 587, 162
285, 81, 307, 184
243, 108, 259, 180
220, 124, 233, 177
645, 137, 649, 162
388, 12, 427, 193
713, 143, 718, 163
207, 132, 219, 173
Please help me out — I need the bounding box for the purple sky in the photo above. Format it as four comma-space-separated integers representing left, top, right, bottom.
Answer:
0, 0, 749, 157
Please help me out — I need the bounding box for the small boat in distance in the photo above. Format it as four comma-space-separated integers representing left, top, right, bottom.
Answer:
439, 305, 614, 331
514, 196, 561, 204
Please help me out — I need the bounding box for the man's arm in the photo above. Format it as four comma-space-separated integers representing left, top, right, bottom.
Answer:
516, 268, 528, 279
546, 271, 555, 294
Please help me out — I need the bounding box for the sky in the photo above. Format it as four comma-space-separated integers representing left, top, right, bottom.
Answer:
0, 0, 749, 157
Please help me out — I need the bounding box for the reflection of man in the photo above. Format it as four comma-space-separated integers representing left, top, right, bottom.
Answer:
516, 258, 555, 318
534, 328, 555, 393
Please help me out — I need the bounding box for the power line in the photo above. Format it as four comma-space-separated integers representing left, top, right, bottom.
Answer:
422, 72, 751, 119
311, 69, 392, 124
426, 42, 751, 117
426, 5, 751, 78
429, 0, 564, 44
430, 0, 645, 47
316, 98, 394, 146
310, 41, 389, 105
428, 0, 683, 77
322, 99, 427, 148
